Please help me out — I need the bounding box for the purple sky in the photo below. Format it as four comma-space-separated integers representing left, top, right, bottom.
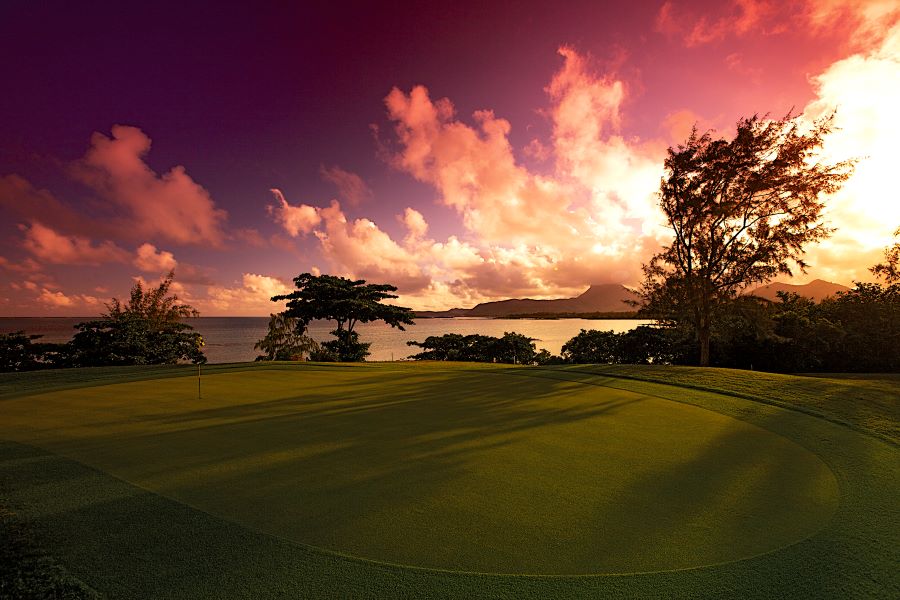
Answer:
1, 1, 898, 315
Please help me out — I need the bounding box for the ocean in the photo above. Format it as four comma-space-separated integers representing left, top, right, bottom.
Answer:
0, 317, 649, 363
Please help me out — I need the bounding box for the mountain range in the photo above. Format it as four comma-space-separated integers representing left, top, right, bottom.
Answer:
415, 279, 850, 318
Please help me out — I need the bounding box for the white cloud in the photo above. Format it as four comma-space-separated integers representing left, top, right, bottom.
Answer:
800, 22, 900, 282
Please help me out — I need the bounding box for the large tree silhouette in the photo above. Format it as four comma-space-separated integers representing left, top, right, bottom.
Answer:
272, 273, 414, 361
640, 113, 853, 366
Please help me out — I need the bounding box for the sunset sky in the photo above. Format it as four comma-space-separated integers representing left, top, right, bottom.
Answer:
1, 0, 898, 316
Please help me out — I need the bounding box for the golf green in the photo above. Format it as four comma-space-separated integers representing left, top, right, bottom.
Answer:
0, 365, 838, 575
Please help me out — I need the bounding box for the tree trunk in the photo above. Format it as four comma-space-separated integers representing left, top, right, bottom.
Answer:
697, 287, 711, 367
699, 326, 711, 367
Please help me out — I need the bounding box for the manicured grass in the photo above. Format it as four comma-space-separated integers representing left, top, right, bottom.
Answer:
0, 362, 897, 598
0, 502, 98, 599
548, 364, 900, 443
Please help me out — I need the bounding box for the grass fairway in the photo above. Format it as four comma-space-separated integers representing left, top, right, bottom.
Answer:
0, 363, 897, 598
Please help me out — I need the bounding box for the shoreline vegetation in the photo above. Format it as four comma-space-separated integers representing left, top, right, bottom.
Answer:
414, 311, 642, 319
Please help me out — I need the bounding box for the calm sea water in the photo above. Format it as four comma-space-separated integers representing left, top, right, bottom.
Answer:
0, 317, 649, 363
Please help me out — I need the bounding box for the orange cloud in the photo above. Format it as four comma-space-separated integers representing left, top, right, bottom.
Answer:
134, 243, 177, 273
661, 109, 703, 143
401, 207, 429, 242
71, 125, 228, 246
0, 255, 44, 275
313, 200, 432, 293
203, 273, 293, 315
384, 83, 592, 250
320, 165, 373, 206
36, 287, 102, 309
267, 48, 666, 309
22, 222, 130, 266
268, 188, 321, 236
802, 0, 900, 47
657, 0, 773, 47
37, 288, 73, 307
267, 40, 896, 307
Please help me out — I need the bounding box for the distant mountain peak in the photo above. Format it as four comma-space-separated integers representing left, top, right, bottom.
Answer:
415, 284, 640, 318
748, 279, 850, 302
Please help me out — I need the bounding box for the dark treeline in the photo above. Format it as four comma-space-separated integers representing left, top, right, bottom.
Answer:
654, 283, 900, 372
4, 281, 898, 373
0, 273, 205, 373
407, 332, 546, 365
406, 282, 900, 372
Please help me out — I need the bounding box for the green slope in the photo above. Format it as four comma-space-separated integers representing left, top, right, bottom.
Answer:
0, 362, 897, 599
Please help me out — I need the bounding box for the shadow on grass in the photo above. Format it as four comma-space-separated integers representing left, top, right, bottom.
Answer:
526, 366, 899, 598
1, 364, 897, 598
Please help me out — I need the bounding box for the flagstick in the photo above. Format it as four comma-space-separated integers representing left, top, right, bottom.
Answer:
198, 363, 201, 400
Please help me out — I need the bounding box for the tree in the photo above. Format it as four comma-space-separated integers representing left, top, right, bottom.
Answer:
67, 272, 205, 366
406, 333, 467, 361
320, 329, 371, 362
640, 113, 853, 366
493, 332, 538, 365
254, 313, 320, 361
819, 282, 900, 372
618, 325, 680, 365
407, 332, 540, 364
561, 329, 621, 364
272, 273, 415, 362
871, 227, 900, 283
0, 332, 64, 372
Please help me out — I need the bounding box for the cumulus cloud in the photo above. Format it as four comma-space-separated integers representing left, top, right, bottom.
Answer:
133, 243, 177, 273
320, 165, 373, 206
268, 188, 321, 236
269, 48, 667, 309
401, 207, 429, 242
547, 47, 664, 236
22, 222, 130, 265
385, 49, 664, 284
71, 125, 228, 246
204, 273, 293, 315
38, 288, 74, 307
312, 201, 433, 292
799, 21, 900, 282
265, 36, 899, 309
36, 287, 102, 309
384, 83, 586, 246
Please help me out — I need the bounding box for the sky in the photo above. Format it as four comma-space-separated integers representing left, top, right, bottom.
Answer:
1, 0, 898, 316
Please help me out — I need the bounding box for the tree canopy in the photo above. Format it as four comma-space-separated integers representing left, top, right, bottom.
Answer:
253, 313, 320, 361
272, 273, 415, 361
407, 332, 538, 364
66, 271, 206, 366
639, 113, 853, 366
0, 332, 61, 372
